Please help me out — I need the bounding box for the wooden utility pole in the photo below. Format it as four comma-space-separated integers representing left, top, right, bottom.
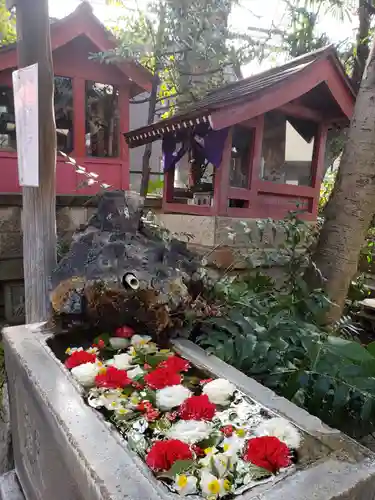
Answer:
10, 0, 57, 323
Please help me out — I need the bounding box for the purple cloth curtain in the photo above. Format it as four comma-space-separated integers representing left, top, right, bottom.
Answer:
162, 127, 229, 171
194, 127, 229, 169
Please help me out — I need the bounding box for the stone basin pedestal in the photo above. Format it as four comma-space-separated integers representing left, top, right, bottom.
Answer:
3, 322, 375, 500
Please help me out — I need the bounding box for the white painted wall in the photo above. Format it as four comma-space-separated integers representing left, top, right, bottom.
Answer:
285, 122, 314, 162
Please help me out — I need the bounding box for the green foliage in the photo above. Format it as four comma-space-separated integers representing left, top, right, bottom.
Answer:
0, 0, 16, 46
319, 168, 337, 213
197, 312, 375, 438
193, 211, 373, 438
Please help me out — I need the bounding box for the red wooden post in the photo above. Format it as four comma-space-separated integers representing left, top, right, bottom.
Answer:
248, 115, 264, 201
119, 85, 130, 190
73, 77, 86, 158
212, 128, 232, 216
162, 165, 175, 209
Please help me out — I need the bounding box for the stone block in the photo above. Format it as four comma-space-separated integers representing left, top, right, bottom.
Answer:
0, 234, 22, 259
0, 209, 21, 234
56, 207, 88, 233
0, 471, 25, 500
157, 214, 215, 246
215, 217, 288, 248
3, 323, 375, 500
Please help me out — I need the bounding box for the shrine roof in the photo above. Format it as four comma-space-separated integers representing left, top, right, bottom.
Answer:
0, 1, 153, 96
125, 46, 355, 148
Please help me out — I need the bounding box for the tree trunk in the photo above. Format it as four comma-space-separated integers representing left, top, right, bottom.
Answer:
352, 0, 371, 92
17, 0, 57, 322
139, 1, 166, 198
305, 36, 375, 324
139, 75, 158, 198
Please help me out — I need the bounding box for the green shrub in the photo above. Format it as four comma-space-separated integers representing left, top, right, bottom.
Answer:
193, 211, 369, 438
196, 313, 375, 438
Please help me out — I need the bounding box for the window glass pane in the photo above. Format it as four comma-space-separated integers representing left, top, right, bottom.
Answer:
55, 76, 74, 154
260, 112, 316, 186
230, 126, 252, 188
0, 86, 16, 151
86, 82, 119, 157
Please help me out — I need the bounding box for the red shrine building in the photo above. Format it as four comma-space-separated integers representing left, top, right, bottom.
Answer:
0, 2, 152, 195
125, 46, 355, 221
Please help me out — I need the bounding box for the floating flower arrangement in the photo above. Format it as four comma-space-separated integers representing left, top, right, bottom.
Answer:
64, 326, 302, 498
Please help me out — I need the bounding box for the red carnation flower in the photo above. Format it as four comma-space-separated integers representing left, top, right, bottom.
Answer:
158, 355, 190, 373
95, 366, 132, 389
144, 367, 181, 390
179, 394, 216, 421
221, 425, 234, 437
243, 436, 291, 473
200, 378, 213, 385
191, 444, 205, 457
146, 439, 193, 472
115, 326, 135, 338
65, 350, 96, 369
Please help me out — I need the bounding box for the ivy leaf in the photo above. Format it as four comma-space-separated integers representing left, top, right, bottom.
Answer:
198, 432, 222, 450
93, 332, 111, 346
247, 464, 272, 481
154, 416, 172, 433
144, 353, 170, 368
158, 460, 194, 479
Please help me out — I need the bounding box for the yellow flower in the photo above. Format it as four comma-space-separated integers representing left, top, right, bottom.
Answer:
223, 479, 231, 491
177, 475, 188, 488
65, 347, 72, 355
130, 396, 140, 405
236, 428, 246, 438
223, 444, 230, 452
207, 479, 220, 495
204, 447, 214, 455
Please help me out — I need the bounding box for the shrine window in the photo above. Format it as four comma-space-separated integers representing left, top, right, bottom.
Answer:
163, 126, 228, 206
85, 82, 119, 158
55, 76, 74, 154
0, 86, 16, 151
230, 125, 253, 188
260, 112, 317, 186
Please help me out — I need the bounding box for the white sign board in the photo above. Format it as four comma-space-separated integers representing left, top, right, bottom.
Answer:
12, 63, 39, 187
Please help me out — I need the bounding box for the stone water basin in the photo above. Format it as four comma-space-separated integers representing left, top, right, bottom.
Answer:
3, 322, 375, 500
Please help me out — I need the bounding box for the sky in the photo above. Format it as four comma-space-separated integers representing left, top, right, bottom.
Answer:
48, 0, 357, 76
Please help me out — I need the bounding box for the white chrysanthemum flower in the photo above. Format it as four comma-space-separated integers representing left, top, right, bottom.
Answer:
127, 366, 145, 380
131, 334, 152, 347
222, 435, 244, 459
202, 379, 235, 406
174, 474, 198, 496
167, 420, 213, 444
255, 417, 301, 449
107, 353, 133, 370
71, 362, 99, 387
156, 385, 192, 411
200, 470, 231, 498
109, 337, 130, 350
